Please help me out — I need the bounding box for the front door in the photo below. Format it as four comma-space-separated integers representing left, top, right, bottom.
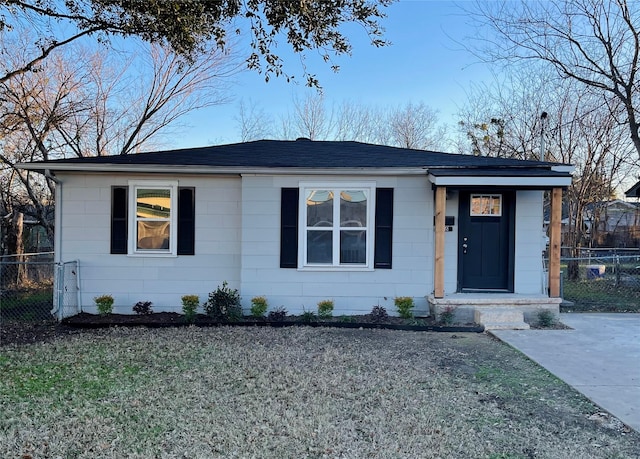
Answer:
458, 191, 514, 291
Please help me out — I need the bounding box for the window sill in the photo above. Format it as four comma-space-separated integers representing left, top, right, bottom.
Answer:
298, 265, 374, 272
127, 252, 178, 258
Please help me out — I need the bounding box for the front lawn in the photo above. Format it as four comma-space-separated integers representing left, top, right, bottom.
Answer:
1, 327, 638, 458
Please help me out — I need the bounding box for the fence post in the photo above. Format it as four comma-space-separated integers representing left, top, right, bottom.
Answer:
55, 262, 64, 321
615, 255, 621, 288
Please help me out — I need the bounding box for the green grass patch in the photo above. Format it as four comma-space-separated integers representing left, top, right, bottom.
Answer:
0, 288, 54, 321
563, 279, 639, 312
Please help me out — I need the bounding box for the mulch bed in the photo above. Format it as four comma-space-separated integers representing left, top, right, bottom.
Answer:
62, 312, 484, 332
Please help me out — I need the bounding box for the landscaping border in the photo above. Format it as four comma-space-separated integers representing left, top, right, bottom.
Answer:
62, 312, 484, 333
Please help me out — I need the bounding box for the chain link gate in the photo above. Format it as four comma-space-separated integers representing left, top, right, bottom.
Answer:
54, 260, 80, 320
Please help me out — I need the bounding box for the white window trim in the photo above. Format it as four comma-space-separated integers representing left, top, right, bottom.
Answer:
298, 181, 376, 271
128, 180, 178, 257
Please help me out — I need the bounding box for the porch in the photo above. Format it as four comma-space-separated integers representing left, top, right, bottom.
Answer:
427, 293, 562, 330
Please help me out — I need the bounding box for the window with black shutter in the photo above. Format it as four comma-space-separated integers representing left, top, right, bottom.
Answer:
280, 186, 393, 269
110, 184, 195, 256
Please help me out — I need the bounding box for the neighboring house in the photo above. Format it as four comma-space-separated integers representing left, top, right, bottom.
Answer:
584, 200, 640, 248
626, 180, 640, 198
18, 139, 572, 328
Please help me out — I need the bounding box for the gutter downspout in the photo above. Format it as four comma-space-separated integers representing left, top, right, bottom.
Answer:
45, 170, 63, 319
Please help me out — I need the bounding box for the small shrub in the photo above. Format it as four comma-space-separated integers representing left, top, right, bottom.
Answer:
133, 301, 153, 315
204, 281, 242, 322
317, 299, 334, 319
537, 309, 557, 328
300, 310, 318, 324
395, 296, 415, 319
338, 315, 355, 323
94, 294, 114, 315
267, 306, 288, 322
439, 306, 456, 326
250, 296, 268, 318
369, 305, 388, 323
181, 295, 199, 322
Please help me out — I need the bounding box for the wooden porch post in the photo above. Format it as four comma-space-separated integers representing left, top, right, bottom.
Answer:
434, 186, 446, 298
549, 187, 562, 297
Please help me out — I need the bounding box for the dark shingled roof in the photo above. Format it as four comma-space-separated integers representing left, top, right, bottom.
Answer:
28, 139, 566, 170
626, 180, 640, 198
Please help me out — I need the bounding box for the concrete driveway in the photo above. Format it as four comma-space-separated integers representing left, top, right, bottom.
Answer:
492, 313, 640, 432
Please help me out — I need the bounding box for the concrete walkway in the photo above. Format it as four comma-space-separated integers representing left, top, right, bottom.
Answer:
492, 313, 640, 432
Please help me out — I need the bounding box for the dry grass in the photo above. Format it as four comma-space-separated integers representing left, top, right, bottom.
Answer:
1, 326, 638, 459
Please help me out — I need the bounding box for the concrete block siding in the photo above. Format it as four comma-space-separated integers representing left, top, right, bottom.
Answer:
240, 175, 434, 316
58, 173, 242, 314
57, 172, 548, 316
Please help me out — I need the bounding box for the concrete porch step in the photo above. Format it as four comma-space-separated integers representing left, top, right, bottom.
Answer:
474, 308, 530, 330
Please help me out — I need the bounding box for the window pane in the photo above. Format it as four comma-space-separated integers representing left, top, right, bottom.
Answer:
306, 190, 333, 227
491, 197, 501, 215
307, 230, 332, 263
340, 230, 366, 264
340, 190, 367, 227
137, 188, 171, 218
137, 221, 170, 250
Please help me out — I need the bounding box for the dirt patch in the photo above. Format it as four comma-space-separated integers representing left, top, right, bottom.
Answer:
0, 321, 80, 347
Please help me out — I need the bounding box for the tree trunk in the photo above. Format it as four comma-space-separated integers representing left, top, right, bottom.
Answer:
8, 212, 28, 287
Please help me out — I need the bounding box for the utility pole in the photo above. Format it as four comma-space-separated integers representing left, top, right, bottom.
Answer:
540, 111, 548, 161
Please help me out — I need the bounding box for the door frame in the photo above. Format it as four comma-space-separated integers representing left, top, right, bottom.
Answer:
456, 189, 516, 293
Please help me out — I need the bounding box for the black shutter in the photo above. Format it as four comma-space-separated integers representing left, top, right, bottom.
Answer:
374, 188, 393, 269
280, 188, 299, 268
111, 186, 128, 254
177, 187, 195, 255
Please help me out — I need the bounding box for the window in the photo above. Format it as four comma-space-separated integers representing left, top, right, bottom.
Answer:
304, 187, 370, 266
134, 186, 174, 252
470, 194, 502, 216
111, 183, 195, 256
281, 186, 393, 270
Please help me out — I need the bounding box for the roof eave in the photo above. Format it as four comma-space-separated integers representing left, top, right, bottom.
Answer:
428, 174, 572, 188
17, 163, 430, 176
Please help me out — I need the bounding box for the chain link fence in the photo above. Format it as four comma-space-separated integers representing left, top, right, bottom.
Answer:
1, 249, 638, 328
0, 253, 80, 325
0, 253, 55, 323
558, 249, 640, 312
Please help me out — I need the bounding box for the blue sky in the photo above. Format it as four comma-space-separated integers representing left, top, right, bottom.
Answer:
178, 1, 492, 149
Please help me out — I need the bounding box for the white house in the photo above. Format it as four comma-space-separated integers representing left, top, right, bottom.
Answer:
19, 139, 572, 328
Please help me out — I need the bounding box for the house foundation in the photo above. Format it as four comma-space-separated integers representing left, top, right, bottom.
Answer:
427, 293, 562, 330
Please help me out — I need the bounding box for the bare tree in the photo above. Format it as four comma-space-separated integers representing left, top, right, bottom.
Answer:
0, 41, 237, 256
235, 99, 274, 142
458, 69, 638, 277
388, 102, 447, 150
239, 95, 449, 151
334, 101, 389, 144
289, 93, 335, 140
468, 0, 640, 161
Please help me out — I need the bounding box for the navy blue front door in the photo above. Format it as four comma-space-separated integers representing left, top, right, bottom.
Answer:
458, 191, 514, 291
